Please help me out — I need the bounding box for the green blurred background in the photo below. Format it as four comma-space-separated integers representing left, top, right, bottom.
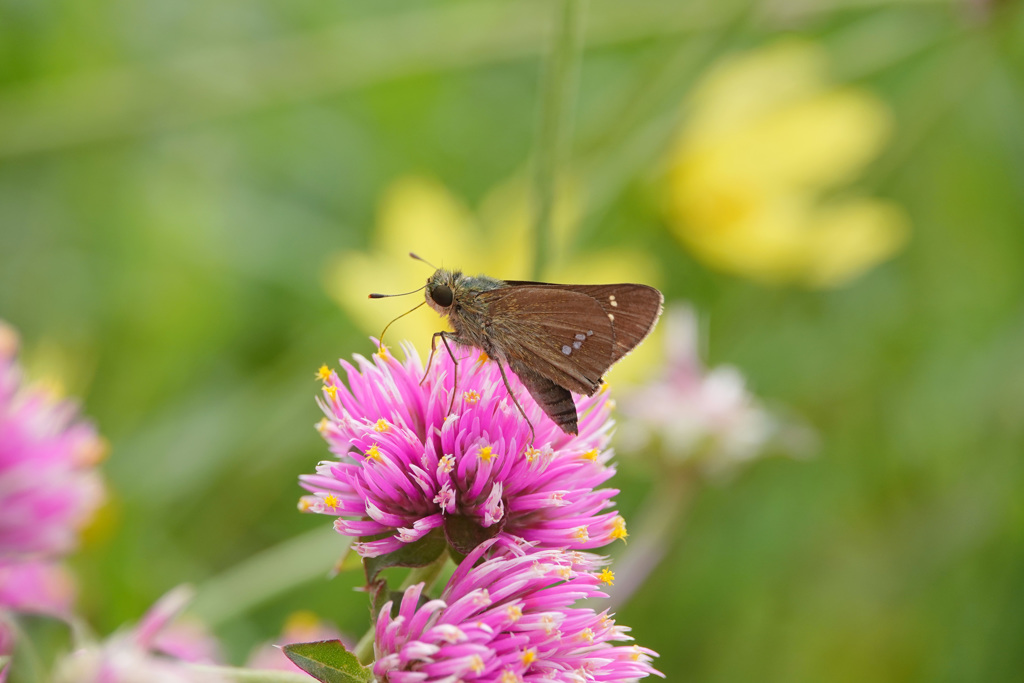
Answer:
2, 0, 1024, 680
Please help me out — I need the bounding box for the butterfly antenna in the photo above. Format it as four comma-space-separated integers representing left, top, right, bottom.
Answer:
376, 301, 426, 351
409, 252, 437, 269
368, 284, 426, 299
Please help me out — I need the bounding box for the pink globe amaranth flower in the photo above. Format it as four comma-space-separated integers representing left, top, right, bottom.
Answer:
0, 321, 106, 561
373, 541, 661, 682
52, 586, 225, 683
299, 342, 626, 558
617, 307, 781, 477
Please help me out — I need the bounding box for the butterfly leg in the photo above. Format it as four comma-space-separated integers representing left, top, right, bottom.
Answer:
494, 358, 536, 445
421, 332, 470, 418
419, 331, 445, 386
439, 332, 461, 417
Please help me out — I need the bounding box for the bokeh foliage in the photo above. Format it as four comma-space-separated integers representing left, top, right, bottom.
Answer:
2, 0, 1024, 680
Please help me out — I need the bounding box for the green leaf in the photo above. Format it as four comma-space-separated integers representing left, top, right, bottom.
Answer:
282, 641, 373, 683
362, 527, 446, 584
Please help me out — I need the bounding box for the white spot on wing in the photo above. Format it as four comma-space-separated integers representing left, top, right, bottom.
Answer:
607, 313, 615, 322
587, 330, 593, 336
573, 341, 582, 349
575, 333, 586, 341
561, 345, 572, 355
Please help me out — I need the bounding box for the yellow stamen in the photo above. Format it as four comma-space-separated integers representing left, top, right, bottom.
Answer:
506, 604, 523, 623
476, 352, 490, 365
376, 344, 389, 359
580, 627, 595, 644
374, 419, 390, 433
521, 648, 537, 666
598, 568, 615, 586
610, 516, 628, 541
470, 655, 485, 674
316, 418, 329, 433
325, 385, 338, 400
478, 445, 494, 462
500, 670, 521, 683
323, 494, 339, 508
463, 389, 481, 405
581, 448, 599, 461
524, 446, 541, 463
298, 498, 314, 512
316, 364, 331, 381
366, 443, 382, 461
572, 526, 590, 542
599, 382, 611, 395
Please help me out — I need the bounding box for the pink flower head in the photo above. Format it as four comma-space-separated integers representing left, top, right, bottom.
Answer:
618, 306, 780, 476
0, 321, 105, 560
373, 541, 660, 682
53, 586, 225, 683
300, 342, 626, 558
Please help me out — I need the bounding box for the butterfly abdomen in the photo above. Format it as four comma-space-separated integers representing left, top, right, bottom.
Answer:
508, 358, 579, 435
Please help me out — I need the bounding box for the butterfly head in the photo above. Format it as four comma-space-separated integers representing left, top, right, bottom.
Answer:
425, 269, 459, 314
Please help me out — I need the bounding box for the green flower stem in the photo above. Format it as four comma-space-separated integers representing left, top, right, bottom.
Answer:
2, 615, 44, 683
607, 464, 696, 611
353, 553, 452, 665
399, 553, 451, 591
530, 0, 587, 279
192, 525, 350, 627
184, 663, 311, 682
352, 624, 376, 666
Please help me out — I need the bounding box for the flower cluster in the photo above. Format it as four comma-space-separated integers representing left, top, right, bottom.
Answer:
300, 343, 624, 558
374, 541, 658, 683
300, 342, 659, 680
0, 321, 105, 655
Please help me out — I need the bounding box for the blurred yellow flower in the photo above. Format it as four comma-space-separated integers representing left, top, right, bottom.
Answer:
324, 175, 662, 383
667, 41, 909, 288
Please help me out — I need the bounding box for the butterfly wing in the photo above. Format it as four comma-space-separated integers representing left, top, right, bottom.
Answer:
500, 282, 664, 363
478, 283, 663, 434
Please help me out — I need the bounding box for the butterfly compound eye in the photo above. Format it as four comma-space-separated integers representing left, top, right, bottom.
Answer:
430, 284, 454, 308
